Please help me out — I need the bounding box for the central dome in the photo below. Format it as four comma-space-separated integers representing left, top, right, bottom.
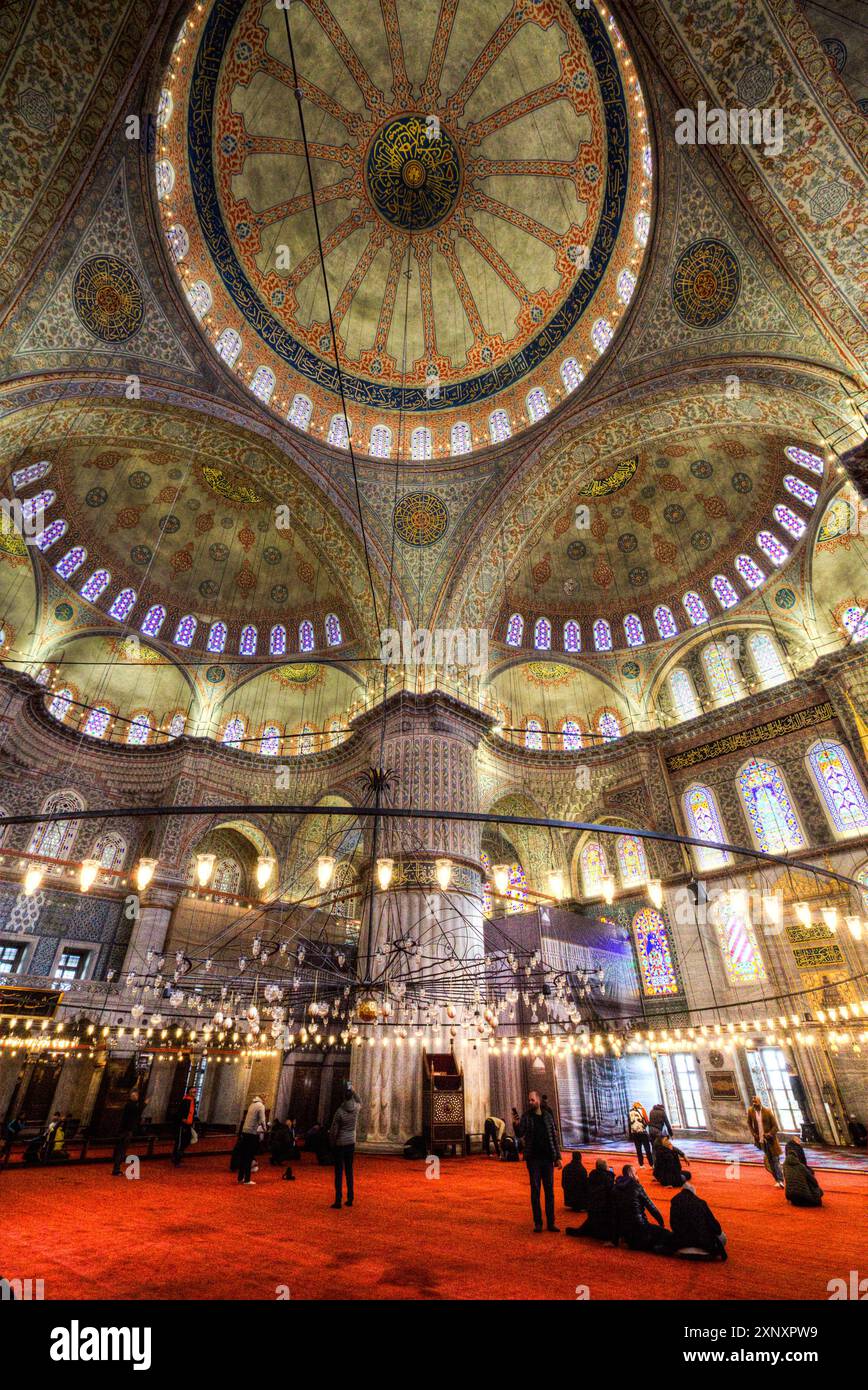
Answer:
157, 0, 651, 457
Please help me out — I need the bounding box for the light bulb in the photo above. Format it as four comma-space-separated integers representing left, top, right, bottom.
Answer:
255, 855, 275, 890
23, 864, 44, 896
317, 855, 335, 890
493, 864, 510, 896
435, 858, 452, 891
601, 875, 614, 905
79, 859, 100, 893
647, 879, 663, 909
548, 870, 564, 901
195, 852, 216, 887
376, 857, 393, 891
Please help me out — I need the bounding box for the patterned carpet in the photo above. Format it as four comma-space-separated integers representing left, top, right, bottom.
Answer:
589, 1136, 868, 1173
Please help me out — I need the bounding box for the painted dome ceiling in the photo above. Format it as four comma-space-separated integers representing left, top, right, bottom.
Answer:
156, 0, 652, 458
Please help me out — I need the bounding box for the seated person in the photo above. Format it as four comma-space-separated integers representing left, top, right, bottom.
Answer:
304, 1121, 331, 1165
669, 1181, 727, 1260
613, 1164, 668, 1252
847, 1114, 867, 1149
653, 1134, 691, 1187
566, 1159, 615, 1241
561, 1151, 589, 1212
782, 1139, 823, 1208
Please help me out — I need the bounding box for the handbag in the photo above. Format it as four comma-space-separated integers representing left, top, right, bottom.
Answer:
189, 1126, 199, 1145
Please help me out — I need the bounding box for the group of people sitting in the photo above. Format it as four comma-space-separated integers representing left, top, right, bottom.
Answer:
562, 1153, 727, 1260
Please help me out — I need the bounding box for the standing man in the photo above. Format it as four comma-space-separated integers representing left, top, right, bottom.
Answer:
329, 1083, 362, 1209
237, 1094, 267, 1186
628, 1100, 653, 1167
172, 1084, 197, 1167
112, 1088, 140, 1176
517, 1090, 562, 1233
747, 1094, 783, 1187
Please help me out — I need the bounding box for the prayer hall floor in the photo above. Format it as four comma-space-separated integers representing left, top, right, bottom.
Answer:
4, 1151, 863, 1301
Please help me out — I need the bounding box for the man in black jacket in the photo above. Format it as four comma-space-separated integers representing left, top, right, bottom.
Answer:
561, 1151, 589, 1211
566, 1159, 615, 1240
669, 1182, 727, 1260
613, 1164, 668, 1251
516, 1091, 561, 1233
653, 1134, 691, 1187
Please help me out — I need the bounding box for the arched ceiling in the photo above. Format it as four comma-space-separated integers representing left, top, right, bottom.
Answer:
156, 0, 652, 458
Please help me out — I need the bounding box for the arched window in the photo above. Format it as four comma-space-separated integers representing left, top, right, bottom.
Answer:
580, 838, 610, 897
55, 546, 86, 579
206, 621, 227, 654
260, 724, 281, 756
298, 723, 315, 756
288, 394, 312, 429
748, 632, 787, 686
328, 415, 350, 449
504, 863, 527, 915
711, 575, 739, 610
163, 222, 188, 262
506, 613, 524, 647
593, 618, 612, 651
29, 790, 84, 859
735, 555, 765, 590
221, 717, 245, 750
785, 445, 824, 476
325, 613, 342, 646
109, 588, 137, 621
841, 606, 868, 643
34, 518, 67, 552
756, 530, 789, 566
632, 908, 679, 996
624, 613, 645, 647
683, 784, 731, 870
82, 706, 112, 739
682, 592, 708, 625
713, 892, 767, 986
562, 719, 582, 751
186, 280, 212, 319
215, 328, 242, 365
35, 666, 52, 685
250, 366, 275, 403
141, 604, 166, 637
526, 387, 549, 422
239, 624, 257, 656
560, 357, 584, 391
488, 409, 511, 443
167, 713, 186, 739
126, 713, 151, 746
524, 718, 543, 751
737, 758, 805, 853
807, 740, 868, 835
298, 619, 315, 652
157, 86, 173, 126
701, 640, 744, 702
49, 689, 74, 723
597, 710, 621, 741
450, 422, 472, 456
369, 424, 392, 458
654, 605, 678, 639
92, 832, 127, 870
563, 619, 581, 652
634, 210, 650, 245
21, 489, 54, 522
410, 426, 432, 460
328, 717, 344, 748
534, 617, 551, 650
617, 268, 636, 304
616, 834, 648, 888
12, 460, 52, 490
773, 504, 806, 540
783, 475, 817, 508
173, 614, 197, 647
213, 857, 242, 895
270, 624, 287, 656
669, 668, 702, 721
592, 318, 613, 353
80, 569, 110, 603
155, 159, 174, 199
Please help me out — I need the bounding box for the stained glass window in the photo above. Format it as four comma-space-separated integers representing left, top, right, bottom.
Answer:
109, 588, 137, 621
250, 366, 275, 403
632, 908, 679, 996
127, 713, 151, 746
221, 717, 245, 749
186, 280, 212, 319
634, 210, 650, 246
141, 604, 166, 637
773, 505, 806, 540
756, 530, 789, 565
581, 839, 610, 896
166, 225, 188, 262
562, 719, 582, 751
80, 569, 110, 603
785, 445, 824, 476
617, 269, 636, 304
624, 613, 645, 647
598, 710, 621, 741
167, 713, 186, 739
783, 475, 817, 508
12, 460, 51, 490
155, 159, 174, 199
450, 422, 471, 455
369, 424, 392, 458
807, 740, 868, 834
560, 357, 584, 391
213, 858, 241, 894
748, 632, 787, 685
489, 409, 511, 443
206, 621, 227, 654
714, 893, 767, 986
288, 393, 312, 429
534, 617, 551, 650
683, 591, 709, 625
328, 415, 350, 448
480, 849, 493, 917
683, 783, 731, 869
411, 427, 432, 460
92, 832, 126, 869
642, 145, 653, 178
527, 387, 549, 422
841, 606, 868, 643
738, 758, 805, 853
173, 614, 197, 647
506, 613, 524, 646
270, 624, 287, 656
525, 719, 543, 750
325, 613, 342, 646
735, 555, 765, 589
55, 547, 86, 579
617, 834, 648, 888
711, 575, 739, 609
21, 489, 54, 521
328, 718, 344, 748
83, 706, 111, 739
702, 640, 743, 702
239, 624, 257, 656
669, 668, 702, 720
49, 689, 74, 722
593, 618, 612, 651
298, 723, 315, 756
506, 863, 527, 914
654, 605, 678, 639
34, 518, 66, 551
29, 791, 83, 858
563, 619, 581, 652
299, 619, 315, 652
592, 317, 613, 353
215, 328, 241, 365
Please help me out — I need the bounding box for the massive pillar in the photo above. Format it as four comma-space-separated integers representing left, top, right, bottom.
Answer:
349, 691, 492, 1150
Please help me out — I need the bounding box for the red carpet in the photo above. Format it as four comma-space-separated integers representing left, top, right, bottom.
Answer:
3, 1151, 863, 1300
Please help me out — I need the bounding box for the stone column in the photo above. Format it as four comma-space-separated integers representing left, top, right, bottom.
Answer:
120, 883, 181, 977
